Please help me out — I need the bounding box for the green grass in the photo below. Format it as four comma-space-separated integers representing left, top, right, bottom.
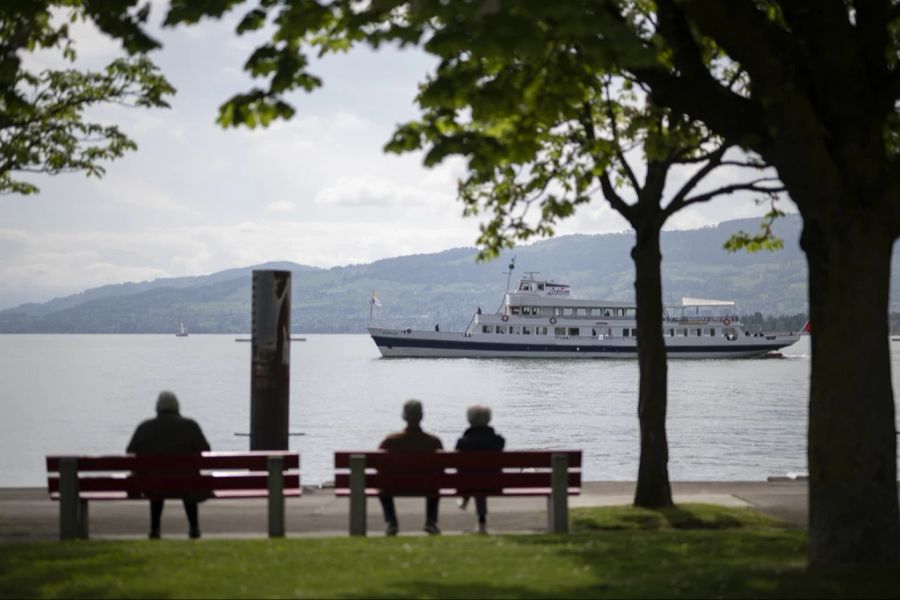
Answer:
1, 504, 896, 599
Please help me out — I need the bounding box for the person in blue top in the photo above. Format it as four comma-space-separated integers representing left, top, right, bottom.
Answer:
455, 404, 505, 534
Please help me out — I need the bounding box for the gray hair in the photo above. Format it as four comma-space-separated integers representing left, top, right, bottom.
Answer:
403, 399, 423, 424
467, 404, 492, 427
156, 391, 180, 414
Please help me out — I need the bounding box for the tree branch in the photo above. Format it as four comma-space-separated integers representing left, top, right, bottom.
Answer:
630, 1, 766, 150
599, 84, 642, 194
598, 169, 635, 224
675, 180, 785, 212
663, 144, 730, 217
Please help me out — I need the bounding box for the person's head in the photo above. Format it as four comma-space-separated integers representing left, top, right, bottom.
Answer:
156, 391, 180, 415
467, 404, 492, 427
402, 399, 423, 426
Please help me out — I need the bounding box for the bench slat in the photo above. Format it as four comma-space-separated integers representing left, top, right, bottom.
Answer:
334, 487, 581, 497
334, 450, 581, 470
334, 470, 580, 492
47, 451, 299, 473
48, 473, 301, 495
49, 488, 303, 501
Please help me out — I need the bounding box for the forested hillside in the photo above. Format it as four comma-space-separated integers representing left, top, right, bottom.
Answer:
1, 215, 894, 334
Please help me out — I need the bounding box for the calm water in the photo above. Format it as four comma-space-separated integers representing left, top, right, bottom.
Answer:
0, 334, 896, 487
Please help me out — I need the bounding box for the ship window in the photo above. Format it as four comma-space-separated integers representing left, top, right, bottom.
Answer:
576, 308, 588, 317
633, 328, 638, 337
554, 307, 562, 316
696, 328, 702, 337
605, 309, 612, 316
709, 328, 716, 336
590, 307, 604, 316
511, 307, 520, 315
495, 326, 506, 334
623, 328, 630, 337
537, 283, 545, 290
538, 327, 548, 335
669, 329, 675, 337
567, 327, 580, 336
682, 328, 689, 336
482, 325, 491, 333
554, 327, 566, 336
562, 307, 574, 317
522, 307, 531, 315
522, 326, 532, 335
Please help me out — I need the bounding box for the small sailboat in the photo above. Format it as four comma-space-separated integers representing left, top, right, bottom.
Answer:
176, 320, 188, 337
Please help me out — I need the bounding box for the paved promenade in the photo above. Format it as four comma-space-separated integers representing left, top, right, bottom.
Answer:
0, 481, 807, 541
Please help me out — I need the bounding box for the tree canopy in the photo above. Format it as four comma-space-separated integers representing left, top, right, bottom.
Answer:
0, 2, 173, 194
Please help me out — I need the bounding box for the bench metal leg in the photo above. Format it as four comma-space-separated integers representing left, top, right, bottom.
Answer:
267, 456, 285, 538
78, 500, 89, 539
349, 454, 367, 536
548, 453, 569, 534
59, 457, 88, 540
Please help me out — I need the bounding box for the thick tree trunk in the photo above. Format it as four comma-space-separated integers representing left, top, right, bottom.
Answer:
801, 215, 900, 566
632, 223, 674, 508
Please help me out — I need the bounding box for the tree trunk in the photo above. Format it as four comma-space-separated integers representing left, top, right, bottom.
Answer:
632, 223, 674, 508
801, 214, 900, 566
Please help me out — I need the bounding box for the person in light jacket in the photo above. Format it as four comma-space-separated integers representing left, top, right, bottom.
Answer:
127, 391, 211, 539
455, 404, 505, 534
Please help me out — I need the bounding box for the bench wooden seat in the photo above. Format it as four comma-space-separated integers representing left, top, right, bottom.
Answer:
334, 450, 581, 535
46, 451, 300, 539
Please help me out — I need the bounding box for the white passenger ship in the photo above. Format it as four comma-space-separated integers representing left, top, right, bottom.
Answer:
368, 273, 802, 359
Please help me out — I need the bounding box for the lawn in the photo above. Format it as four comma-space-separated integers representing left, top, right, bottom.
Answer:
0, 504, 896, 599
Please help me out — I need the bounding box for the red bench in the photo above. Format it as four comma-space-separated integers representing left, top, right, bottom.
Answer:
334, 450, 581, 535
46, 451, 301, 540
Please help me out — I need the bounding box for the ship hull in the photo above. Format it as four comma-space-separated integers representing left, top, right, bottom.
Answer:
369, 328, 800, 359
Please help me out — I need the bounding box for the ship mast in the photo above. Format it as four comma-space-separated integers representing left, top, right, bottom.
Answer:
497, 257, 516, 314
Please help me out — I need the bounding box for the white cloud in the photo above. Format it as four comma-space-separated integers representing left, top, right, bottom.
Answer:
91, 175, 202, 216
315, 175, 436, 207
265, 201, 296, 213
332, 112, 370, 131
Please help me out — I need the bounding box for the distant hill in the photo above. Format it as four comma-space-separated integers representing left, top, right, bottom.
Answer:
0, 215, 894, 333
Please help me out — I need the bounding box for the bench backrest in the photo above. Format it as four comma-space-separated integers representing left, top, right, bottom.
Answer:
46, 451, 301, 498
334, 450, 581, 495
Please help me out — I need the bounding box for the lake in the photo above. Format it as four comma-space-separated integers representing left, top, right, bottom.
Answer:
0, 334, 893, 487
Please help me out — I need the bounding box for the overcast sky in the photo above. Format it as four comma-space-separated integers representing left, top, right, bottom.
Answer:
0, 6, 792, 309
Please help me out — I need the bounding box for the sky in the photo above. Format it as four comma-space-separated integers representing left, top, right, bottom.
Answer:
0, 5, 791, 310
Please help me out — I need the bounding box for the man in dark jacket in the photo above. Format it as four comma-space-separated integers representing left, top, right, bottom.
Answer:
455, 404, 505, 534
127, 391, 211, 539
378, 399, 443, 536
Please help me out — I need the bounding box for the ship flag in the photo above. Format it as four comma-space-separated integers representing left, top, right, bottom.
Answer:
370, 292, 382, 307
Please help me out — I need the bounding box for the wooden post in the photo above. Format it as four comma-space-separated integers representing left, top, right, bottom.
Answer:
548, 453, 569, 534
349, 454, 367, 536
59, 457, 84, 540
267, 455, 285, 538
251, 270, 291, 451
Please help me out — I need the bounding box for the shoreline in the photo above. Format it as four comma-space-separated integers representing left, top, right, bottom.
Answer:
0, 481, 810, 542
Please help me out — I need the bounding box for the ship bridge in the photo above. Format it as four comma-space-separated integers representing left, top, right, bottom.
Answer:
510, 274, 571, 297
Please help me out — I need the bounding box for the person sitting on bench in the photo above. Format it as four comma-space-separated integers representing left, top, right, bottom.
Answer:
377, 399, 443, 536
127, 391, 211, 539
455, 404, 505, 533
